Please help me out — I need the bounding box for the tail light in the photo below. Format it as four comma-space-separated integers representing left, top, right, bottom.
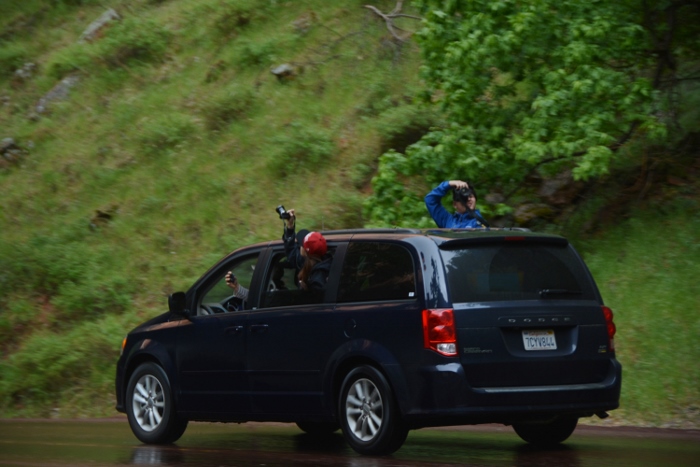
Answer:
602, 306, 616, 351
422, 309, 457, 356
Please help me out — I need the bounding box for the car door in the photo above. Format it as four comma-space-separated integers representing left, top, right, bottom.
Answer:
176, 252, 262, 417
246, 245, 345, 418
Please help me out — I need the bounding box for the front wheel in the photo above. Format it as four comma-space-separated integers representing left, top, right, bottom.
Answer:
126, 362, 188, 444
512, 417, 578, 446
339, 365, 408, 455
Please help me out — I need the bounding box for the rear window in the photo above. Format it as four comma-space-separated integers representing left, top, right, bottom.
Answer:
440, 243, 597, 302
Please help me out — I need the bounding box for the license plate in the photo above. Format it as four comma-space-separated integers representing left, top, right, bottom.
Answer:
522, 329, 557, 351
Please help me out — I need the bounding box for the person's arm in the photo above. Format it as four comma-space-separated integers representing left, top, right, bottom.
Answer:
424, 181, 454, 228
225, 271, 249, 300
282, 209, 304, 270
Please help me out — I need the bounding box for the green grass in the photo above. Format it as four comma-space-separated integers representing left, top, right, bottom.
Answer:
579, 207, 700, 428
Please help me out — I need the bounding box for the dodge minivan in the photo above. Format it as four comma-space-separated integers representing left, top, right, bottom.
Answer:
115, 228, 621, 455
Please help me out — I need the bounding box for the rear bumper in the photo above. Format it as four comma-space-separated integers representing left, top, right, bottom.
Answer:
400, 359, 621, 427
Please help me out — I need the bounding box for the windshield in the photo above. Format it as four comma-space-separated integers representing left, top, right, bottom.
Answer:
440, 243, 597, 303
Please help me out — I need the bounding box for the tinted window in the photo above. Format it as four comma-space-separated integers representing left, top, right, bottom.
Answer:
440, 243, 596, 302
338, 242, 416, 303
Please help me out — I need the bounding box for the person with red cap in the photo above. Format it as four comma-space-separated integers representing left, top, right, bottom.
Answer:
282, 208, 332, 291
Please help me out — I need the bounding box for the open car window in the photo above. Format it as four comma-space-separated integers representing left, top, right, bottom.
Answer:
198, 254, 259, 315
259, 250, 333, 308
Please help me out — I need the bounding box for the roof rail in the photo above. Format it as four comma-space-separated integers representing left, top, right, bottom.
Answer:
321, 228, 422, 236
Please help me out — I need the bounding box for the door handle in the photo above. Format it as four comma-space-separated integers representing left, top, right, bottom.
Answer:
250, 324, 269, 333
225, 325, 244, 334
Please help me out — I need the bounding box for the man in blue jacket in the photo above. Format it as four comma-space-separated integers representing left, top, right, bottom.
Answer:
425, 180, 487, 228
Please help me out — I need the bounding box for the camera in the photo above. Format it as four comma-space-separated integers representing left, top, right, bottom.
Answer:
453, 187, 473, 201
275, 205, 291, 220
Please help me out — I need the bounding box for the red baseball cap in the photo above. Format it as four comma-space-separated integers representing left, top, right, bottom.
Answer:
303, 231, 327, 257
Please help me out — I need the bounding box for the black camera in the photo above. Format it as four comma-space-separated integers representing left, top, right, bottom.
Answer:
275, 205, 291, 220
453, 187, 474, 201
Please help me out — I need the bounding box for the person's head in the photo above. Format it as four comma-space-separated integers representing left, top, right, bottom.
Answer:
300, 231, 327, 260
452, 184, 477, 213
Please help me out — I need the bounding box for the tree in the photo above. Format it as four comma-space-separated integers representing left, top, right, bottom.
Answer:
365, 0, 700, 227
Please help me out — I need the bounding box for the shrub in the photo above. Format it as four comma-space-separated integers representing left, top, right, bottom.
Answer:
137, 113, 196, 156
96, 17, 172, 67
202, 85, 256, 131
234, 38, 278, 67
266, 122, 335, 177
213, 0, 269, 38
0, 42, 28, 79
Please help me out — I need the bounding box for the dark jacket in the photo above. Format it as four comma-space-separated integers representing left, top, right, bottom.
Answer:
425, 181, 485, 228
283, 226, 332, 291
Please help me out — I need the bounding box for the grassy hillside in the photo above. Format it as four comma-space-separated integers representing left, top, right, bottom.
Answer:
0, 0, 698, 427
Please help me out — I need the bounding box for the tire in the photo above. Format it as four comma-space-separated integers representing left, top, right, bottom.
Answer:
296, 421, 340, 435
126, 362, 188, 444
339, 365, 408, 455
512, 417, 578, 447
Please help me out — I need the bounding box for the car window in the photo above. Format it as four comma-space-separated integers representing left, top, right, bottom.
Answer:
440, 243, 596, 302
198, 254, 259, 315
258, 251, 329, 308
337, 242, 416, 303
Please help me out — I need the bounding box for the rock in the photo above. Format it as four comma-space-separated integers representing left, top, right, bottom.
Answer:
484, 192, 505, 204
514, 203, 554, 225
291, 11, 317, 34
34, 74, 81, 115
78, 8, 121, 43
12, 62, 36, 87
270, 63, 297, 81
1, 137, 26, 168
537, 169, 585, 206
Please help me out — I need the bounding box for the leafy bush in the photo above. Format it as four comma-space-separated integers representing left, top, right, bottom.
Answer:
374, 103, 438, 153
266, 122, 335, 177
213, 0, 270, 38
0, 223, 136, 325
0, 42, 28, 79
234, 38, 278, 67
202, 85, 256, 131
44, 43, 94, 79
0, 314, 127, 417
137, 113, 197, 156
96, 17, 172, 67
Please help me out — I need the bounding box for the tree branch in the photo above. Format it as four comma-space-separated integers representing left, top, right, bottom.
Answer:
364, 2, 422, 42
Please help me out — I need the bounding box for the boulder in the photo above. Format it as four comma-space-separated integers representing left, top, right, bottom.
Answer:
78, 8, 121, 43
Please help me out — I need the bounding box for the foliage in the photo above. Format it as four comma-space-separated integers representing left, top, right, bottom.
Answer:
137, 113, 197, 156
202, 85, 257, 131
265, 122, 336, 178
96, 17, 172, 68
366, 0, 699, 227
0, 42, 28, 78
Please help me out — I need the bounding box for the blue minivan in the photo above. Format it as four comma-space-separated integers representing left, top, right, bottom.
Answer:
115, 228, 621, 455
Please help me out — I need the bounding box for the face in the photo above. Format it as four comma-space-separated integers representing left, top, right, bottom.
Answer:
453, 194, 476, 213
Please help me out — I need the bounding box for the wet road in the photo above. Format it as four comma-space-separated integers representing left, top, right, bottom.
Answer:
0, 418, 698, 466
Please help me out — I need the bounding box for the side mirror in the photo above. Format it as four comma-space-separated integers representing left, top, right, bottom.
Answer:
168, 292, 188, 317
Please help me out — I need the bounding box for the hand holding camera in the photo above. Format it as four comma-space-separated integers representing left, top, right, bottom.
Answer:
275, 205, 296, 228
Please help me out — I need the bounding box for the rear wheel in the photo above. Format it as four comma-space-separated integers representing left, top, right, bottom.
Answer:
339, 365, 408, 455
512, 417, 578, 446
126, 362, 188, 444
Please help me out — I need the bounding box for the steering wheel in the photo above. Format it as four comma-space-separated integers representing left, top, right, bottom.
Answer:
223, 295, 245, 312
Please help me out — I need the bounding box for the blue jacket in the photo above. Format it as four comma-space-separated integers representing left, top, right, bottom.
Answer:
425, 181, 484, 228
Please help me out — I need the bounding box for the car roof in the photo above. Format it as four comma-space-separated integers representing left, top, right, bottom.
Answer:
231, 228, 567, 254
